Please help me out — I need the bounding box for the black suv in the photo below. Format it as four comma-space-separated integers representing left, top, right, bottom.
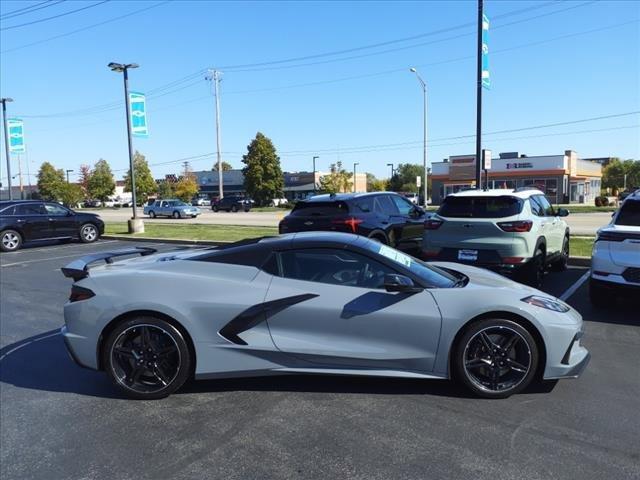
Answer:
211, 196, 252, 212
278, 192, 429, 252
0, 200, 105, 252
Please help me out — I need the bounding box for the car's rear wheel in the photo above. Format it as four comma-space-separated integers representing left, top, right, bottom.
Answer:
172, 211, 181, 219
149, 211, 156, 218
1, 229, 22, 252
231, 205, 238, 212
212, 205, 219, 212
589, 279, 609, 308
103, 316, 191, 400
368, 232, 388, 244
550, 236, 569, 272
79, 223, 99, 243
521, 248, 545, 288
454, 319, 539, 398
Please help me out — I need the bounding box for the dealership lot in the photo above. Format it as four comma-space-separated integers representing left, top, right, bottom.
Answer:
1, 240, 638, 480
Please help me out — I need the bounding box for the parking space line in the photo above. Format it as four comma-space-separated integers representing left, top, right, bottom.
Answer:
0, 240, 119, 256
559, 270, 590, 301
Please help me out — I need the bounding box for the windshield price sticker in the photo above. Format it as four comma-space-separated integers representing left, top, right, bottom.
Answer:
379, 245, 413, 268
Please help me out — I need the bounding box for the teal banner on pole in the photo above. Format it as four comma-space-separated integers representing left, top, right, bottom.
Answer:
129, 92, 148, 137
7, 118, 26, 154
482, 14, 490, 89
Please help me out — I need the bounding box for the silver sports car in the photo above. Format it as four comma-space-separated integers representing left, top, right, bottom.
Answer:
61, 232, 589, 400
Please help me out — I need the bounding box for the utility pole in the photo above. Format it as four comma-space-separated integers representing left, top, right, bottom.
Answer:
387, 163, 395, 180
353, 162, 359, 193
66, 169, 74, 183
18, 155, 24, 199
313, 156, 319, 193
474, 0, 484, 189
207, 70, 224, 200
410, 68, 428, 208
108, 62, 142, 233
1, 98, 14, 200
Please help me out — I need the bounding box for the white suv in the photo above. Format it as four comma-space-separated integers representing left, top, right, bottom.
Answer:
590, 190, 640, 306
422, 188, 570, 287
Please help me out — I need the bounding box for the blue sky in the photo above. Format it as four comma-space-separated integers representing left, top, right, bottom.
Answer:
1, 0, 638, 185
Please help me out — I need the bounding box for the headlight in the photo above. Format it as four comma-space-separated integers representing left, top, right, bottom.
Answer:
521, 295, 570, 313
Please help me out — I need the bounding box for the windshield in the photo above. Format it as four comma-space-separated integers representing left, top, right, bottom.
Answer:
361, 239, 457, 288
438, 196, 523, 218
615, 200, 640, 226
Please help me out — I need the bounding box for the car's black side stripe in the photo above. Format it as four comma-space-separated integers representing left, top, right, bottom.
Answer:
219, 293, 319, 345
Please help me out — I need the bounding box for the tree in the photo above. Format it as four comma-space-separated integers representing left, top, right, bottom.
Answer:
123, 151, 156, 204
213, 161, 233, 172
78, 164, 92, 199
241, 132, 284, 205
87, 159, 115, 202
174, 164, 199, 202
319, 161, 353, 194
602, 158, 640, 191
157, 180, 174, 199
36, 162, 65, 201
388, 163, 425, 192
58, 182, 84, 208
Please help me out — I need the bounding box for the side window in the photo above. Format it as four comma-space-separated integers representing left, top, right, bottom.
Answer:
529, 197, 545, 217
161, 201, 168, 207
154, 201, 161, 207
44, 203, 69, 216
536, 195, 555, 216
0, 206, 16, 216
15, 203, 46, 215
391, 195, 414, 216
352, 196, 374, 213
279, 248, 397, 289
373, 195, 399, 216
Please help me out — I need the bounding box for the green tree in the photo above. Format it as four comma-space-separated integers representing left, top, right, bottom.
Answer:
87, 159, 115, 202
241, 132, 284, 205
174, 165, 199, 202
388, 163, 425, 192
213, 161, 233, 171
58, 182, 84, 208
124, 151, 157, 205
319, 161, 353, 194
36, 162, 65, 201
78, 164, 92, 200
157, 180, 174, 199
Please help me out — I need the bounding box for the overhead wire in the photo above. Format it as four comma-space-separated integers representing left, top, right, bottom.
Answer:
1, 0, 110, 31
0, 0, 65, 20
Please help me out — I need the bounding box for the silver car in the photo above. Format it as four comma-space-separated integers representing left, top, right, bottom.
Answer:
61, 232, 589, 400
143, 199, 200, 219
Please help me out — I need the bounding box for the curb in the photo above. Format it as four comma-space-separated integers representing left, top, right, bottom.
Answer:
103, 234, 593, 267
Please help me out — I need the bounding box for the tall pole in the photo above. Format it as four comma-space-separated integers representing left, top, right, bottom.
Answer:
17, 155, 24, 199
387, 163, 394, 179
25, 152, 32, 199
474, 0, 483, 189
353, 162, 359, 192
212, 70, 224, 200
1, 99, 13, 200
313, 156, 319, 193
66, 169, 73, 183
122, 67, 138, 218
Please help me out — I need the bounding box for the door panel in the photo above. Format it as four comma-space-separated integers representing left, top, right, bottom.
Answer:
265, 276, 442, 372
44, 203, 77, 237
13, 203, 50, 240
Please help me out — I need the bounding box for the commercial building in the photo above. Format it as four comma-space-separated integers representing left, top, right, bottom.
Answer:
430, 150, 602, 205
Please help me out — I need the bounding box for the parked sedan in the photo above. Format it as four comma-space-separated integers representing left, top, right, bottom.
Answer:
0, 200, 104, 252
143, 199, 200, 219
60, 232, 589, 400
211, 196, 251, 212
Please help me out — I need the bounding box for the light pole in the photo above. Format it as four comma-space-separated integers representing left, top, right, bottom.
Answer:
66, 169, 74, 183
387, 163, 395, 180
313, 156, 319, 193
206, 70, 224, 200
410, 67, 428, 208
353, 162, 359, 192
108, 62, 143, 233
1, 97, 14, 200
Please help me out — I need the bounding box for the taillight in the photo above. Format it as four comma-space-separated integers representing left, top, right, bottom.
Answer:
332, 217, 363, 233
424, 219, 443, 230
595, 231, 625, 242
497, 220, 533, 232
69, 285, 95, 303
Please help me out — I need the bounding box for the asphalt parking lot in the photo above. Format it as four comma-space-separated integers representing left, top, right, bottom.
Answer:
1, 240, 638, 480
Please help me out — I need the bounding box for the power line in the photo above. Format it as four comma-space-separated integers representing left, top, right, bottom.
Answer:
1, 1, 171, 53
0, 0, 65, 20
1, 0, 110, 31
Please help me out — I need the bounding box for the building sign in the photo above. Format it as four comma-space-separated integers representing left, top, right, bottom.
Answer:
482, 149, 492, 170
7, 118, 26, 154
129, 92, 148, 137
416, 175, 421, 188
506, 162, 533, 169
449, 155, 476, 181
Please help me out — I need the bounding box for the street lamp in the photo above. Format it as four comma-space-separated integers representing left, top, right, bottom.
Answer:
108, 62, 143, 233
410, 67, 428, 208
387, 163, 395, 180
66, 169, 74, 183
1, 97, 14, 200
313, 156, 319, 194
353, 162, 359, 192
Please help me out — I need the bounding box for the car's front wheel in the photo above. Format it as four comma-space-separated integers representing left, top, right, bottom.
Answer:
454, 319, 539, 398
1, 229, 22, 252
172, 211, 181, 219
79, 223, 99, 243
103, 316, 192, 400
212, 205, 219, 212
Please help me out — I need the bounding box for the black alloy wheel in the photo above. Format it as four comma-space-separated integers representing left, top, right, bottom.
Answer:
213, 205, 219, 212
551, 236, 569, 272
104, 317, 191, 399
522, 248, 545, 288
455, 319, 539, 398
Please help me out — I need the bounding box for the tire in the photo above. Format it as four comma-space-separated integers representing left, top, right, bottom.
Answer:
454, 318, 539, 399
231, 205, 238, 213
1, 229, 22, 252
149, 211, 156, 218
589, 279, 609, 308
79, 223, 99, 243
550, 236, 569, 272
173, 211, 181, 219
191, 215, 197, 218
102, 316, 192, 400
368, 232, 388, 245
520, 247, 545, 288
212, 205, 219, 212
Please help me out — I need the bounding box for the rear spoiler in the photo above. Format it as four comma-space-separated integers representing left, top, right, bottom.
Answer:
61, 247, 157, 281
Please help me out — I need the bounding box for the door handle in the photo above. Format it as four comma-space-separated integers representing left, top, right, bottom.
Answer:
17, 219, 25, 223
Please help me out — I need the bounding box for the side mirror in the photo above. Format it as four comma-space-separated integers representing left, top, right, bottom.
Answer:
383, 274, 423, 293
556, 208, 569, 217
411, 206, 424, 217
